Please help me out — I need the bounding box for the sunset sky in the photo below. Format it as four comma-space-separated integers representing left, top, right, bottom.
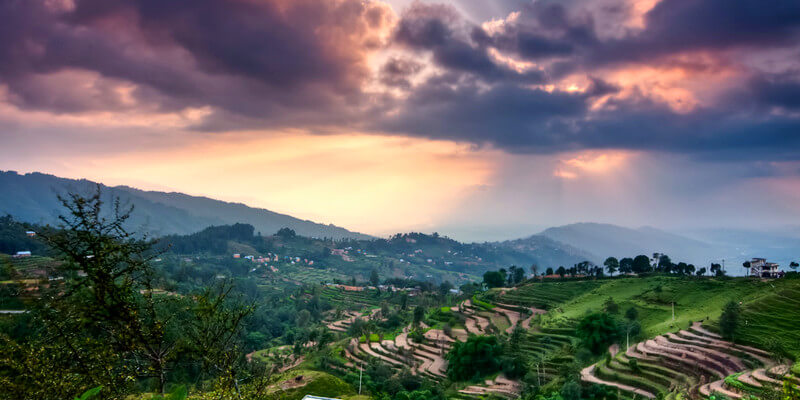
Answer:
1, 0, 800, 240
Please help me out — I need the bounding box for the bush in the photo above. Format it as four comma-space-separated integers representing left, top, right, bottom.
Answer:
445, 335, 504, 381
576, 313, 620, 354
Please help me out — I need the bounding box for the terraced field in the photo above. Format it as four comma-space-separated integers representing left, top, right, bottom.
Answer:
582, 322, 797, 399
0, 254, 58, 279
327, 296, 570, 399
735, 285, 800, 359
320, 287, 393, 311
496, 280, 603, 310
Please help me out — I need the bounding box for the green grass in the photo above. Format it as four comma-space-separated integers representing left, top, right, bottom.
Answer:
734, 283, 800, 358
504, 276, 798, 338
265, 369, 357, 400
471, 295, 495, 310
496, 280, 603, 310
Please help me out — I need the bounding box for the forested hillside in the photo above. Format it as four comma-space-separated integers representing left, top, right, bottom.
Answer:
0, 171, 371, 239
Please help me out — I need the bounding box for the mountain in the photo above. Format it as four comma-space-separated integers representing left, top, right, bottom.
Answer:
0, 171, 372, 240
497, 234, 596, 268
535, 222, 718, 265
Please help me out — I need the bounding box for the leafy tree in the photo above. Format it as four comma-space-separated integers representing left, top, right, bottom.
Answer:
561, 380, 582, 400
275, 227, 296, 239
399, 293, 409, 310
632, 255, 651, 273
603, 257, 619, 276
511, 266, 526, 284
657, 254, 672, 271
603, 297, 619, 314
625, 307, 639, 321
0, 190, 254, 399
576, 313, 620, 354
719, 300, 740, 340
413, 306, 426, 325
790, 261, 799, 271
296, 309, 311, 327
370, 269, 380, 286
556, 266, 566, 278
483, 270, 505, 288
697, 267, 707, 277
445, 335, 504, 381
619, 258, 633, 274
530, 264, 539, 277
545, 267, 554, 276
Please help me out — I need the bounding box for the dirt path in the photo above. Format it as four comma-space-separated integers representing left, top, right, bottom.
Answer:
581, 365, 655, 399
752, 368, 781, 384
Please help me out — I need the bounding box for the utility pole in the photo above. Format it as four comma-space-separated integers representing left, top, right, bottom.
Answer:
358, 361, 363, 394
672, 302, 675, 321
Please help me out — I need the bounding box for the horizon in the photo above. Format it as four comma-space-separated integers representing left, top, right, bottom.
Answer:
6, 169, 800, 245
1, 0, 799, 241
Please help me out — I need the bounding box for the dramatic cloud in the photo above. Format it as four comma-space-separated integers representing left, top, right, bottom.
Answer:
2, 0, 800, 237
0, 0, 394, 125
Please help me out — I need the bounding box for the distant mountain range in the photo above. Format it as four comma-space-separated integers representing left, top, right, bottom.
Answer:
2, 171, 795, 274
0, 171, 372, 240
536, 222, 716, 264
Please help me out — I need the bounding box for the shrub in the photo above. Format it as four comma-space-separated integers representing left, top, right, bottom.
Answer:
445, 335, 504, 381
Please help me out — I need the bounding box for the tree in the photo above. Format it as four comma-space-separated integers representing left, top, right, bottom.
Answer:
576, 313, 619, 354
511, 266, 525, 284
370, 269, 380, 286
604, 257, 619, 277
275, 227, 296, 239
445, 335, 504, 381
296, 309, 311, 327
413, 306, 426, 325
545, 267, 554, 276
625, 307, 639, 321
657, 254, 672, 272
790, 261, 799, 271
483, 270, 505, 288
561, 380, 582, 400
697, 267, 707, 277
603, 297, 619, 314
3, 189, 253, 398
556, 266, 566, 278
719, 300, 740, 340
399, 293, 409, 311
632, 255, 651, 273
530, 264, 539, 277
619, 258, 633, 274
710, 263, 725, 277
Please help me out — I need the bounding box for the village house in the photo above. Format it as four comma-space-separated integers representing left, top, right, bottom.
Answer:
749, 258, 783, 278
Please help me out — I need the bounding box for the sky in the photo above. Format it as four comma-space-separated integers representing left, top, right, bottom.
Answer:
1, 0, 800, 240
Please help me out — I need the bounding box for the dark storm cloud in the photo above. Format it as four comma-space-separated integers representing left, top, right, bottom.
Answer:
394, 2, 545, 83
505, 0, 800, 68
0, 0, 393, 122
1, 0, 800, 162
374, 0, 800, 159
380, 57, 424, 89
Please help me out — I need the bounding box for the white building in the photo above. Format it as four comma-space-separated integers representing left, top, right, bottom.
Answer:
749, 258, 782, 278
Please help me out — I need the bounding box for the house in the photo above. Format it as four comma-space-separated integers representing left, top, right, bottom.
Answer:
302, 396, 340, 400
749, 258, 783, 278
232, 253, 241, 259
14, 251, 31, 257
25, 231, 36, 237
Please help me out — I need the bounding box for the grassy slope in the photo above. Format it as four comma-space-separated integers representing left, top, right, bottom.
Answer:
735, 283, 800, 358
266, 369, 360, 400
497, 276, 800, 352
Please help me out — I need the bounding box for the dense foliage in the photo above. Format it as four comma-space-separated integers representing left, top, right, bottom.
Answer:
445, 335, 504, 381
